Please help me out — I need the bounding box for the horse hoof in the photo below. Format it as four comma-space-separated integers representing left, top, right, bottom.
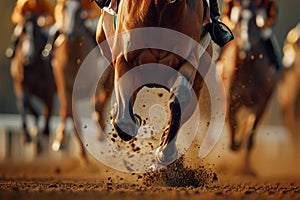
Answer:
52, 139, 65, 151
114, 123, 134, 141
154, 146, 178, 166
149, 163, 165, 171
113, 114, 141, 142
230, 142, 241, 151
37, 142, 43, 154
23, 132, 32, 143
243, 168, 257, 177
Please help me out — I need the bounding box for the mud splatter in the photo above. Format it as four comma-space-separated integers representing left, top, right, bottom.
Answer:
143, 157, 217, 187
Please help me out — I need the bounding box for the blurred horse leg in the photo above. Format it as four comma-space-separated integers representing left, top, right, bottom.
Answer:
18, 87, 32, 143
278, 72, 299, 144
94, 65, 114, 134
228, 99, 242, 151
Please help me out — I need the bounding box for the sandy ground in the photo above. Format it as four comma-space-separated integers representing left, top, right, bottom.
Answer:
0, 131, 300, 200
1, 88, 300, 199
1, 144, 300, 200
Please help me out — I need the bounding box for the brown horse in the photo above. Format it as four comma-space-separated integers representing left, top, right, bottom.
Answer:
51, 0, 97, 159
278, 23, 300, 146
95, 0, 213, 168
10, 13, 56, 152
217, 1, 279, 174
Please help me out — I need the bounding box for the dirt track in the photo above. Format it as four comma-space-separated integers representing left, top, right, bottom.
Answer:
1, 155, 300, 200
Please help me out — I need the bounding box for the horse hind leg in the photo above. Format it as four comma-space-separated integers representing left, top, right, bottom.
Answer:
244, 114, 258, 176
71, 121, 88, 162
229, 103, 242, 151
18, 92, 33, 143
94, 66, 114, 140
52, 117, 66, 151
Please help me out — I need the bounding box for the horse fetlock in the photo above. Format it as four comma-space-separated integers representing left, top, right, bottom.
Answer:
230, 141, 242, 151
23, 131, 32, 143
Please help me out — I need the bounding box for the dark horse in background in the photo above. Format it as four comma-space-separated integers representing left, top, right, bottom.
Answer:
95, 0, 212, 167
217, 1, 279, 174
10, 13, 56, 153
51, 0, 97, 159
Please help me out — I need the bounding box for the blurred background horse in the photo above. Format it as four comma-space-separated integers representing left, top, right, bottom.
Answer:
217, 1, 280, 175
51, 0, 98, 160
278, 22, 300, 148
10, 13, 56, 153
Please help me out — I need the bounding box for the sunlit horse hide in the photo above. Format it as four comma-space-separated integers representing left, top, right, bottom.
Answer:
10, 13, 56, 152
217, 1, 279, 175
51, 0, 97, 158
278, 23, 300, 147
95, 0, 213, 167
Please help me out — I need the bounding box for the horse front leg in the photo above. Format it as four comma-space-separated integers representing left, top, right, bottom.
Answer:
155, 62, 200, 166
15, 84, 32, 143
112, 57, 141, 141
52, 90, 67, 152
20, 95, 33, 143
228, 94, 243, 151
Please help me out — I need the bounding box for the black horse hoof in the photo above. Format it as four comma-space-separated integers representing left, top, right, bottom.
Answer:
230, 142, 241, 151
23, 132, 32, 143
113, 114, 142, 142
114, 123, 134, 141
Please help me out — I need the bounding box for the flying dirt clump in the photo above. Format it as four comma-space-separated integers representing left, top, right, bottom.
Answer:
143, 157, 218, 187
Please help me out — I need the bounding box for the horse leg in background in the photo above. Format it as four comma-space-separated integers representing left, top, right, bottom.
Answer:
52, 80, 67, 151
32, 99, 54, 154
71, 116, 87, 161
228, 99, 242, 151
52, 117, 66, 151
278, 73, 299, 145
94, 65, 114, 138
25, 93, 46, 153
15, 88, 32, 143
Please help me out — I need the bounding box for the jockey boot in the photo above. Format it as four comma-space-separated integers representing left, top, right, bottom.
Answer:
5, 24, 23, 59
207, 0, 234, 47
94, 0, 111, 9
264, 38, 282, 71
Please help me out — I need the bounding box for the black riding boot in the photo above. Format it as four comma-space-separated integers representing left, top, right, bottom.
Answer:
93, 0, 111, 9
5, 24, 24, 59
264, 38, 282, 71
207, 0, 234, 47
